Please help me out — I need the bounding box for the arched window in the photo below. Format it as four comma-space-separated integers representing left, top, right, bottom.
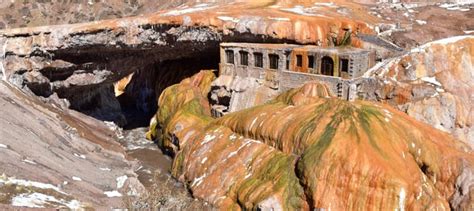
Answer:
321, 56, 334, 76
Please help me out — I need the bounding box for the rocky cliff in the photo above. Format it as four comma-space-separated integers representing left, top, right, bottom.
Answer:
362, 35, 474, 147
148, 70, 474, 210
0, 81, 144, 209
0, 0, 379, 126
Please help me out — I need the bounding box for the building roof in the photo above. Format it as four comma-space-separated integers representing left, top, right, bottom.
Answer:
220, 42, 301, 50
220, 42, 371, 53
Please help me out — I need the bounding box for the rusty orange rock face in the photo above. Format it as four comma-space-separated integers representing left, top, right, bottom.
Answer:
148, 72, 474, 210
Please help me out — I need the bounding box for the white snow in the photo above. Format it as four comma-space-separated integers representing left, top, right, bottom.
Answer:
218, 16, 240, 23
162, 4, 216, 16
244, 172, 252, 179
464, 30, 474, 34
398, 187, 406, 211
281, 5, 317, 16
313, 2, 337, 7
72, 176, 82, 181
229, 134, 237, 141
201, 157, 208, 164
116, 175, 128, 189
421, 76, 442, 86
268, 17, 290, 21
11, 192, 82, 209
0, 175, 65, 194
412, 36, 473, 53
415, 20, 427, 25
201, 134, 216, 145
440, 3, 471, 11
22, 159, 37, 165
99, 167, 111, 171
0, 143, 7, 148
191, 173, 207, 187
104, 190, 122, 197
73, 153, 86, 159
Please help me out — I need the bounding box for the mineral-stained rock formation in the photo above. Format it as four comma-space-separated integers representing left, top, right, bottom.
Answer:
148, 71, 474, 210
0, 0, 379, 125
361, 35, 474, 147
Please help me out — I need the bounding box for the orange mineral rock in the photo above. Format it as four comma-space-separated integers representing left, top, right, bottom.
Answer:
148, 72, 474, 210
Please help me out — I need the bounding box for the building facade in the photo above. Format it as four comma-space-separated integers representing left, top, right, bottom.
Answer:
219, 43, 376, 100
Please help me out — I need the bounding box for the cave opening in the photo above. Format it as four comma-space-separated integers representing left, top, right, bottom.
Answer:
117, 54, 220, 130
43, 44, 221, 130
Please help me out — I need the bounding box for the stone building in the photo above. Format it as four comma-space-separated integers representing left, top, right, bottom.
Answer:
218, 42, 375, 96
211, 42, 377, 116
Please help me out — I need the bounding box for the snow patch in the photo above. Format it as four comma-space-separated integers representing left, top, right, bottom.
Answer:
116, 175, 128, 189
191, 173, 207, 187
398, 187, 406, 211
415, 20, 427, 25
0, 175, 65, 194
218, 16, 239, 23
72, 176, 82, 181
201, 134, 216, 145
0, 143, 8, 148
421, 76, 442, 86
268, 17, 290, 21
104, 190, 122, 197
313, 2, 337, 7
22, 159, 37, 165
413, 35, 474, 53
201, 157, 208, 164
464, 30, 474, 34
281, 5, 317, 16
99, 167, 111, 171
162, 4, 216, 16
229, 134, 237, 141
73, 153, 86, 159
12, 193, 82, 209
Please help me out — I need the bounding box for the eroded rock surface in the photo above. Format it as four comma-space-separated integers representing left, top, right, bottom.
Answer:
0, 81, 143, 209
148, 71, 474, 210
363, 35, 474, 146
0, 0, 378, 125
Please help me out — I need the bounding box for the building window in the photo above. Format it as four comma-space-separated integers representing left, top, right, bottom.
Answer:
340, 58, 349, 73
296, 55, 303, 67
240, 51, 248, 66
225, 50, 234, 64
269, 54, 279, 69
308, 55, 315, 68
321, 56, 334, 76
254, 52, 263, 68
